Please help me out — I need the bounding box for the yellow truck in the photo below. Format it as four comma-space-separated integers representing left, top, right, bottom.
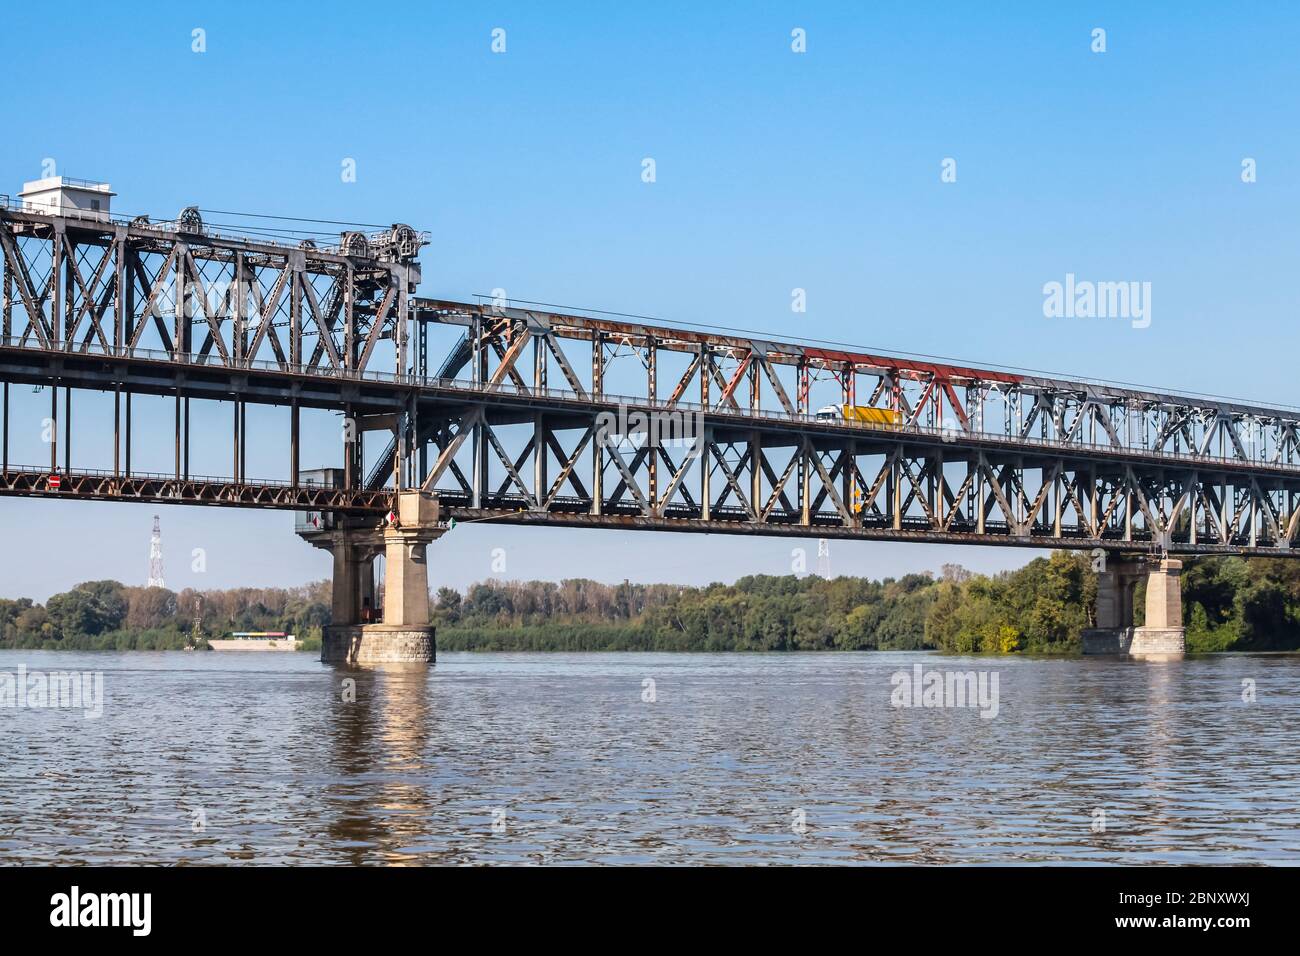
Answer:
815, 404, 903, 426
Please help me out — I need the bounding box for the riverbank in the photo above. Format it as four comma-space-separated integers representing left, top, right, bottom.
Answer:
5, 553, 1300, 654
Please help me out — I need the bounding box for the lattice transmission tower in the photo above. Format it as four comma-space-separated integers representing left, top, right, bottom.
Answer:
148, 515, 165, 588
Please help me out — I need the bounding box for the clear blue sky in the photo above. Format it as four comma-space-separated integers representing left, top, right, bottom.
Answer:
2, 1, 1297, 599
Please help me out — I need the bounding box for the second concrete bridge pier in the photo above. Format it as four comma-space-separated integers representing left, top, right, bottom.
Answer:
1083, 554, 1185, 660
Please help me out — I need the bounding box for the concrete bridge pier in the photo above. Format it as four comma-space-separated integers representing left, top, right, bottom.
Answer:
301, 492, 443, 666
1082, 554, 1185, 660
1131, 558, 1185, 660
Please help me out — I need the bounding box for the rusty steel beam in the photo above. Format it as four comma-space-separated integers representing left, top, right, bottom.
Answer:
0, 465, 389, 512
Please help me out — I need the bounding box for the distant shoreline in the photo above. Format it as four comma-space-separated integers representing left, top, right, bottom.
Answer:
6, 553, 1298, 655
0, 644, 1293, 656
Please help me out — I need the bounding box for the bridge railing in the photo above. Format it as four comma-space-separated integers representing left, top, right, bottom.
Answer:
3, 336, 1298, 475
0, 461, 335, 488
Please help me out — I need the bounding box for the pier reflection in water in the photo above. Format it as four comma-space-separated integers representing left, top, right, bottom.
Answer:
1, 650, 1297, 864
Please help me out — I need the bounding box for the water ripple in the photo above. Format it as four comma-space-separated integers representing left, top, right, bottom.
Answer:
0, 650, 1296, 864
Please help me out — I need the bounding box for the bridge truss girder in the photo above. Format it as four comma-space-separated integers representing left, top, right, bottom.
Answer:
408, 299, 1300, 473
407, 399, 1300, 554
364, 300, 1300, 555
3, 205, 1300, 557
0, 206, 421, 377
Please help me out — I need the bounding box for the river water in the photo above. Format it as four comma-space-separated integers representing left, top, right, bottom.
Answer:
0, 649, 1296, 865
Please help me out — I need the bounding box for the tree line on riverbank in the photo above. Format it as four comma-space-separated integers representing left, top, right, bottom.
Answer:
2, 553, 1298, 653
0, 581, 330, 651
434, 552, 1300, 653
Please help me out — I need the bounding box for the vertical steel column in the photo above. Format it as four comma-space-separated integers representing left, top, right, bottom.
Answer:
1221, 479, 1230, 544
534, 335, 547, 391
534, 412, 547, 508
799, 438, 810, 526
591, 330, 603, 516
2, 236, 11, 340
533, 336, 547, 506
472, 411, 487, 511
290, 401, 300, 487
846, 440, 857, 523
1124, 477, 1133, 542
701, 426, 712, 522
1053, 464, 1063, 538
289, 258, 302, 368
125, 393, 132, 477
174, 242, 186, 360
891, 449, 902, 531
342, 405, 352, 489
113, 231, 126, 354
48, 383, 57, 472
344, 263, 355, 372
1250, 489, 1258, 548
700, 348, 710, 412
123, 239, 136, 356
797, 359, 808, 524
174, 394, 182, 479
416, 396, 426, 485
407, 392, 417, 489
64, 234, 74, 349
394, 266, 408, 378
394, 395, 407, 492
472, 317, 488, 509
966, 461, 978, 532
50, 226, 63, 346
647, 336, 657, 507
928, 448, 938, 521
113, 387, 120, 477
233, 401, 240, 483
63, 386, 71, 475
417, 316, 427, 379
392, 416, 404, 493
233, 252, 245, 365
700, 344, 711, 518
475, 313, 488, 385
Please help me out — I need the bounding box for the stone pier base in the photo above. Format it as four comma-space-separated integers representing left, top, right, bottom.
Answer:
1081, 627, 1133, 655
322, 624, 436, 666
1128, 626, 1185, 661
1081, 626, 1185, 660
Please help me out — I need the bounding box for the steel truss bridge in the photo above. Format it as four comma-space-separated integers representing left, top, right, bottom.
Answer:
3, 199, 1299, 557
